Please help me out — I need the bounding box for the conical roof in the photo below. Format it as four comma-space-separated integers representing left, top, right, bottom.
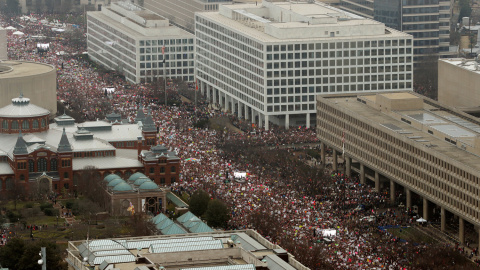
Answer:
13, 130, 28, 155
57, 127, 72, 152
135, 105, 145, 123
142, 112, 156, 132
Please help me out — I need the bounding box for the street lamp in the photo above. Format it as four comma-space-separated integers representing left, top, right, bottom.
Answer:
38, 247, 46, 270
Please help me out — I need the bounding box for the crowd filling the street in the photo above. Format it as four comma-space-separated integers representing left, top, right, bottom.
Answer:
1, 12, 479, 270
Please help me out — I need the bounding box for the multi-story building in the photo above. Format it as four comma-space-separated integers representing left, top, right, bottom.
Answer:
18, 0, 108, 14
143, 0, 233, 33
316, 91, 480, 244
335, 0, 453, 62
66, 230, 310, 270
87, 1, 195, 84
438, 58, 480, 111
195, 0, 413, 129
0, 95, 180, 198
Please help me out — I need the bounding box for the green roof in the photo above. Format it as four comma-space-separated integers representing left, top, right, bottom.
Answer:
177, 211, 196, 223
128, 172, 146, 183
189, 222, 213, 233
112, 182, 133, 192
107, 178, 125, 187
152, 213, 169, 224
183, 217, 201, 228
133, 177, 151, 186
155, 218, 174, 230
161, 223, 187, 235
139, 181, 159, 190
166, 192, 188, 208
104, 173, 121, 182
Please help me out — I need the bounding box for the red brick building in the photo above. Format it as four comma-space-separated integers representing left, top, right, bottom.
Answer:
0, 96, 180, 198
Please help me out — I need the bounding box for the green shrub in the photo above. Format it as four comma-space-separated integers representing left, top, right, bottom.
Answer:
65, 201, 74, 209
40, 203, 53, 211
24, 202, 34, 209
43, 208, 59, 216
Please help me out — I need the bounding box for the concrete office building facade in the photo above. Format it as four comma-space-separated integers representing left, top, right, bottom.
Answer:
195, 0, 413, 129
335, 0, 453, 62
143, 0, 232, 32
87, 1, 195, 84
316, 91, 480, 244
438, 58, 480, 111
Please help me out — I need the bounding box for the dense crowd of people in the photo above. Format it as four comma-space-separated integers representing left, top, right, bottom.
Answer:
1, 13, 476, 269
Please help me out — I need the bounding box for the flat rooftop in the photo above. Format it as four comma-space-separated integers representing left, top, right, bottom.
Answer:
440, 58, 480, 75
320, 92, 480, 172
67, 230, 309, 270
0, 61, 54, 78
198, 0, 410, 43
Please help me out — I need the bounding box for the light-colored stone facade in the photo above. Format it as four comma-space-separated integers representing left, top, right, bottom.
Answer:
438, 58, 480, 109
316, 91, 480, 243
196, 0, 413, 129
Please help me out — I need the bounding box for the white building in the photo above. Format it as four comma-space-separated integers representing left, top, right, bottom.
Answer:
0, 27, 6, 60
87, 1, 195, 84
195, 0, 413, 129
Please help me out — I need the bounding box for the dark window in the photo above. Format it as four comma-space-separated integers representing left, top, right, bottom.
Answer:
50, 159, 57, 171
170, 166, 176, 173
160, 167, 165, 173
64, 172, 69, 179
29, 160, 34, 172
150, 167, 154, 174
38, 158, 47, 171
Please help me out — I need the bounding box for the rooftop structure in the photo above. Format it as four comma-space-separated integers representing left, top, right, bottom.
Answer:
438, 58, 480, 112
87, 1, 195, 83
0, 61, 56, 115
195, 0, 413, 129
66, 230, 309, 270
143, 0, 237, 33
316, 91, 480, 245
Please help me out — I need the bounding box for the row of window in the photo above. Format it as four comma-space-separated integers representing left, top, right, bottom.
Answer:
2, 119, 46, 130
266, 39, 411, 52
139, 39, 194, 47
316, 101, 480, 222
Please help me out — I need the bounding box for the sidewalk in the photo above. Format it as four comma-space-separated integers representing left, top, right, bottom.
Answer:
52, 202, 77, 225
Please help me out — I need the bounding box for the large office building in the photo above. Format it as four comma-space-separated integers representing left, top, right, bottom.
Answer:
143, 0, 233, 32
195, 0, 413, 129
87, 1, 195, 84
335, 0, 453, 62
0, 96, 180, 199
66, 230, 309, 270
316, 91, 480, 244
438, 58, 480, 111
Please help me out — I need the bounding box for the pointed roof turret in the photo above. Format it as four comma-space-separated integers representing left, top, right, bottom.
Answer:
13, 130, 28, 155
135, 104, 145, 123
57, 127, 72, 152
142, 112, 156, 132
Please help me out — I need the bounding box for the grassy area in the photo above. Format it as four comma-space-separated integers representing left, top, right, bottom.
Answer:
388, 227, 438, 244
